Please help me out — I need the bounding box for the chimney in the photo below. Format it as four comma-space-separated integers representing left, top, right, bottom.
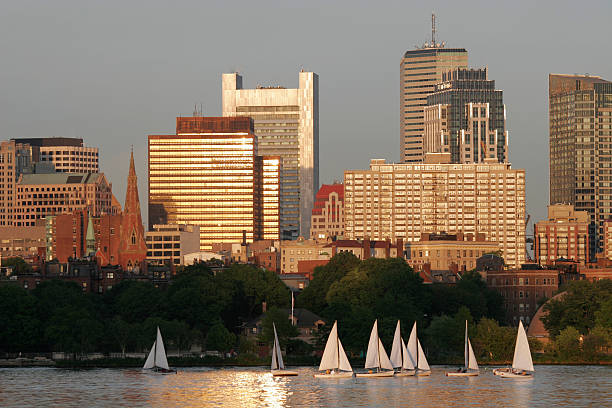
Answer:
242, 230, 247, 246
363, 238, 370, 260
262, 301, 267, 313
385, 238, 391, 258
396, 238, 404, 258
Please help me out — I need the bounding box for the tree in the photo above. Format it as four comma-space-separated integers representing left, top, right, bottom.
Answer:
206, 323, 236, 353
44, 307, 103, 353
108, 317, 134, 357
297, 252, 360, 314
259, 307, 298, 348
555, 326, 581, 359
472, 318, 515, 361
105, 281, 162, 324
0, 285, 41, 352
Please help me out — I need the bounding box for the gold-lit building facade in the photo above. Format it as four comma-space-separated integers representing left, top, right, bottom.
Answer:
344, 158, 526, 268
148, 116, 280, 250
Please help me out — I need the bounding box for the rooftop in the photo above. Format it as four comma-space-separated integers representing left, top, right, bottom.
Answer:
19, 173, 103, 185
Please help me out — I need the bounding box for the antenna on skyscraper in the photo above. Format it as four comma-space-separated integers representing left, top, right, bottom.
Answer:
431, 12, 436, 46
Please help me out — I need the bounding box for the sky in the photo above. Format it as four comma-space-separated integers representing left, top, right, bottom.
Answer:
1, 0, 611, 231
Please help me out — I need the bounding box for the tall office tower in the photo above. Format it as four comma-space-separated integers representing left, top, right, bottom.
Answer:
400, 44, 467, 162
222, 71, 319, 240
148, 116, 280, 250
0, 140, 32, 226
12, 137, 99, 173
549, 74, 612, 250
344, 157, 526, 268
424, 68, 508, 163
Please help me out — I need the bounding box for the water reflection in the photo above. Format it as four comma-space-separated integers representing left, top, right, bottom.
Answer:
0, 366, 610, 407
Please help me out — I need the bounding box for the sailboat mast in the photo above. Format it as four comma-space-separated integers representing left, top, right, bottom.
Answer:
464, 320, 468, 369
336, 324, 340, 370
153, 334, 157, 368
376, 321, 381, 371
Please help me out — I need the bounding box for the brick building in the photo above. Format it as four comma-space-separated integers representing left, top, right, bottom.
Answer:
310, 183, 344, 240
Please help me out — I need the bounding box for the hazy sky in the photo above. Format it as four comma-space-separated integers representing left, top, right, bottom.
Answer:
1, 0, 611, 231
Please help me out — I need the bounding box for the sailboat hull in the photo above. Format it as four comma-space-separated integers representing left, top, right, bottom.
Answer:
499, 370, 533, 378
314, 371, 354, 379
356, 371, 395, 378
394, 370, 416, 377
446, 370, 479, 377
415, 370, 431, 376
271, 370, 298, 377
142, 367, 177, 375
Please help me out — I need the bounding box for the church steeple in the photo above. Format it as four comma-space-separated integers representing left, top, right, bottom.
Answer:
119, 150, 148, 273
125, 149, 141, 215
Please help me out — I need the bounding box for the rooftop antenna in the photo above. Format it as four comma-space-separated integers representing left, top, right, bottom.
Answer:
431, 12, 436, 46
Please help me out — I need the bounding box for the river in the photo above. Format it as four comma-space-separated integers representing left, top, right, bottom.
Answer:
0, 365, 610, 407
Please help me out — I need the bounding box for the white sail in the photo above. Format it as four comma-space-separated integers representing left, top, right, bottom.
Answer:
378, 339, 394, 370
319, 321, 339, 371
467, 339, 478, 370
271, 323, 285, 370
143, 340, 156, 369
155, 327, 170, 370
402, 339, 414, 370
512, 321, 534, 372
338, 339, 353, 372
406, 322, 418, 368
365, 320, 381, 369
416, 340, 430, 371
389, 320, 403, 368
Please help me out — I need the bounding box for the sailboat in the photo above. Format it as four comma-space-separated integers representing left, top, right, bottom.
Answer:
143, 327, 176, 374
271, 323, 298, 376
389, 320, 415, 376
446, 320, 479, 377
314, 321, 354, 378
494, 320, 534, 378
356, 319, 394, 377
406, 322, 431, 376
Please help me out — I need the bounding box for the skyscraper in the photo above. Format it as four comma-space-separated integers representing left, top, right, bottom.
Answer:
549, 74, 612, 250
400, 46, 467, 162
424, 68, 508, 163
148, 116, 280, 250
222, 71, 319, 240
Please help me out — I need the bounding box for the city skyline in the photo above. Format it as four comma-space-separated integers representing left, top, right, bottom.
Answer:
1, 1, 612, 229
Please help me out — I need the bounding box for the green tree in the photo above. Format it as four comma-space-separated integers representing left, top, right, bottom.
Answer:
206, 322, 236, 353
259, 307, 299, 348
44, 307, 103, 353
297, 252, 360, 314
105, 281, 162, 324
0, 285, 41, 352
595, 297, 612, 329
555, 326, 581, 359
108, 316, 135, 357
472, 318, 515, 361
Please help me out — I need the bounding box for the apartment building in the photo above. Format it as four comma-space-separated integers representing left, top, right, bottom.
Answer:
145, 224, 200, 266
344, 157, 526, 268
310, 183, 344, 240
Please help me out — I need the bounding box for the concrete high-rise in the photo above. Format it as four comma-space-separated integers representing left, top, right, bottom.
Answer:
344, 157, 526, 268
148, 116, 280, 250
13, 137, 99, 173
549, 74, 612, 250
222, 71, 319, 240
400, 47, 467, 163
424, 68, 508, 163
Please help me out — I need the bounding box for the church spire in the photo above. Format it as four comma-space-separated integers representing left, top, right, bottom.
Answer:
125, 149, 141, 215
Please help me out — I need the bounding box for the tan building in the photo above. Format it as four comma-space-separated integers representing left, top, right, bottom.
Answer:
603, 220, 612, 260
14, 173, 113, 227
14, 137, 99, 173
0, 224, 46, 262
145, 224, 201, 266
408, 232, 498, 272
482, 266, 559, 326
549, 74, 612, 250
310, 183, 344, 240
223, 71, 319, 240
534, 204, 591, 266
344, 158, 526, 268
148, 116, 280, 250
280, 238, 331, 274
0, 140, 32, 227
400, 46, 468, 163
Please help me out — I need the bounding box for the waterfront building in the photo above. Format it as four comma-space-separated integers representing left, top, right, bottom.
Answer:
310, 183, 344, 240
424, 68, 508, 163
222, 71, 319, 240
280, 238, 330, 274
148, 116, 280, 250
534, 204, 591, 266
344, 157, 526, 268
145, 224, 200, 266
407, 231, 499, 272
549, 73, 612, 250
481, 264, 559, 326
13, 137, 99, 173
400, 46, 467, 163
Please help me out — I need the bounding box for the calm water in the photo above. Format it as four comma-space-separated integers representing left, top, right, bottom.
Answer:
0, 366, 610, 407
